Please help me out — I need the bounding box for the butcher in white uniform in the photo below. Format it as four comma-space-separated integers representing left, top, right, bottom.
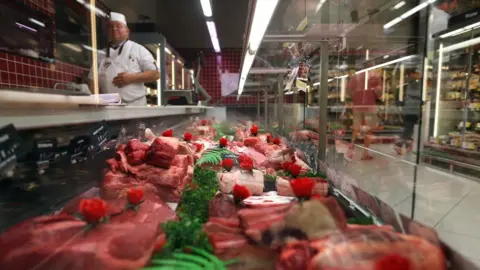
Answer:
88, 12, 159, 106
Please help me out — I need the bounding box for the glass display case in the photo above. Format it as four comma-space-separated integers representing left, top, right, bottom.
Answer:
423, 6, 480, 178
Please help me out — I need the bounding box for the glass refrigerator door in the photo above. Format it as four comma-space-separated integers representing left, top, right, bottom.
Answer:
428, 28, 480, 175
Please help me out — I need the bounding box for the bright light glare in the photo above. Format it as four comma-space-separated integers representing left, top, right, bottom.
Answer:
249, 0, 279, 51
238, 0, 279, 96
29, 18, 45, 27
200, 0, 213, 17
156, 46, 161, 106
356, 55, 417, 74
433, 43, 443, 137
165, 47, 172, 54
440, 21, 480, 39
315, 0, 326, 13
384, 0, 436, 29
393, 1, 406, 9
206, 21, 221, 53
443, 36, 480, 53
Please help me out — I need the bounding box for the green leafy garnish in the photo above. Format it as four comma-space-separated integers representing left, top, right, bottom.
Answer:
264, 174, 276, 182
161, 218, 212, 254
299, 171, 327, 179
196, 148, 234, 167
177, 167, 218, 223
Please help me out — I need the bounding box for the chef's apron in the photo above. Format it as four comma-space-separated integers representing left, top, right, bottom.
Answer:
98, 41, 147, 106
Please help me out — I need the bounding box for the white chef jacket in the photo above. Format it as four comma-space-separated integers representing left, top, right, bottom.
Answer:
88, 40, 157, 105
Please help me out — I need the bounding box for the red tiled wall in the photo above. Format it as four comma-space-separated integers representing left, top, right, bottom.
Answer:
197, 49, 294, 105
198, 49, 258, 105
0, 0, 88, 90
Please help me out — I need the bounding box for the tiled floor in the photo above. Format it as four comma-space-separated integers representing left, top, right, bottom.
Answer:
329, 142, 480, 266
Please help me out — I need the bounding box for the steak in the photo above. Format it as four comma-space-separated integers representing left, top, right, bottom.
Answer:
124, 139, 149, 165
61, 193, 177, 225
146, 137, 178, 168
308, 229, 446, 270
0, 215, 162, 270
209, 193, 239, 219
217, 169, 264, 195
102, 155, 191, 202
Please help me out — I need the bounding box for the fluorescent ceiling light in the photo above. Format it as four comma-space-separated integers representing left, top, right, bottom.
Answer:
62, 43, 82, 53
356, 55, 417, 74
384, 0, 436, 29
165, 47, 172, 54
200, 0, 213, 17
29, 18, 45, 27
15, 22, 37, 33
82, 44, 106, 54
443, 36, 480, 53
440, 21, 480, 39
433, 43, 443, 137
248, 0, 279, 51
315, 0, 326, 13
393, 1, 406, 9
206, 21, 221, 53
238, 0, 279, 96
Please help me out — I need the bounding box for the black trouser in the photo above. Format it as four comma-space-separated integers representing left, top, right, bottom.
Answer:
396, 114, 418, 147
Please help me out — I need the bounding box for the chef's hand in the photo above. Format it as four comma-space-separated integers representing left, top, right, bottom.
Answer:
112, 72, 133, 88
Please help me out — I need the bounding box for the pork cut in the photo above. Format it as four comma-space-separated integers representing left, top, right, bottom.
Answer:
0, 215, 163, 270
102, 154, 191, 202
146, 137, 178, 168
243, 137, 260, 147
61, 192, 177, 225
217, 169, 264, 195
307, 229, 446, 270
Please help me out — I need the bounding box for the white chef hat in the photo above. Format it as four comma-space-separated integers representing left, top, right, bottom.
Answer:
110, 12, 127, 26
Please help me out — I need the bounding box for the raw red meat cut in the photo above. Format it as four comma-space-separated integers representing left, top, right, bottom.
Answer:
253, 141, 282, 156
124, 139, 149, 165
102, 154, 192, 202
217, 169, 264, 195
0, 215, 163, 270
61, 193, 177, 225
244, 137, 260, 147
277, 241, 317, 270
209, 193, 239, 218
307, 229, 446, 270
146, 137, 178, 168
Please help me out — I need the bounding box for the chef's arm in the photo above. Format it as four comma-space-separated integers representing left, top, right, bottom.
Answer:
128, 70, 160, 83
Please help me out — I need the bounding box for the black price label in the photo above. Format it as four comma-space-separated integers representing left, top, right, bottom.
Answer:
89, 121, 110, 151
0, 124, 22, 174
33, 138, 57, 164
68, 136, 90, 160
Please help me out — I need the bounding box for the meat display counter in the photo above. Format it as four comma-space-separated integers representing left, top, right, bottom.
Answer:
0, 114, 475, 269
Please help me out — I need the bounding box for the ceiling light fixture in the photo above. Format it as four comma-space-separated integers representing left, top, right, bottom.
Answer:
440, 21, 480, 39
384, 0, 436, 29
356, 55, 417, 74
442, 36, 480, 52
393, 1, 406, 9
238, 0, 279, 96
206, 21, 221, 53
200, 0, 213, 17
29, 18, 45, 27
